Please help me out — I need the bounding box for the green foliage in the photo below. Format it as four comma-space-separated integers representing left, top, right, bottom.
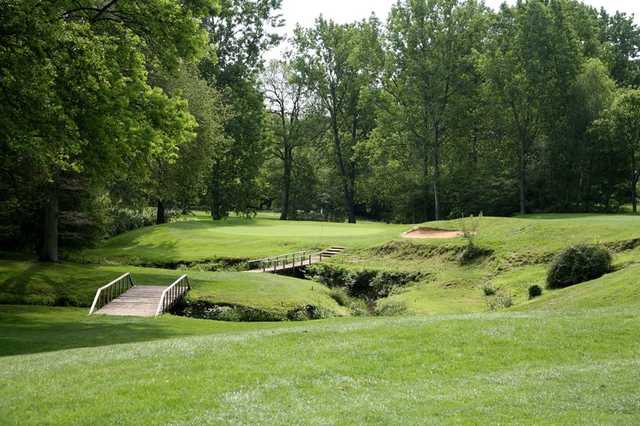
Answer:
547, 245, 612, 289
483, 285, 497, 297
329, 288, 352, 307
487, 293, 514, 311
293, 16, 383, 223
305, 264, 423, 301
0, 0, 216, 257
374, 301, 408, 316
528, 285, 543, 299
106, 207, 162, 237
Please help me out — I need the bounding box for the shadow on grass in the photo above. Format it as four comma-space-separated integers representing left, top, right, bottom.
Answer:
0, 305, 211, 357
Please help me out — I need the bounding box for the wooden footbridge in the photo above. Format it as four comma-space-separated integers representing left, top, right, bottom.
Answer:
89, 273, 190, 317
247, 246, 345, 273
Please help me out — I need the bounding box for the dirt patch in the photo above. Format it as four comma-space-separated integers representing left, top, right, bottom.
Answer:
402, 228, 464, 239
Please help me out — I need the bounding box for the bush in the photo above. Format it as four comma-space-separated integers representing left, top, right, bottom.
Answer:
482, 285, 497, 296
458, 244, 492, 265
107, 207, 157, 237
286, 305, 329, 321
329, 288, 352, 307
374, 301, 408, 316
547, 245, 612, 289
304, 264, 351, 288
487, 293, 513, 311
528, 285, 543, 299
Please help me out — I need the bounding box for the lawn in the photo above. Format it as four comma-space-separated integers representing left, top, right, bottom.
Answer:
2, 213, 640, 423
329, 213, 640, 314
1, 304, 638, 424
74, 212, 409, 265
374, 213, 640, 261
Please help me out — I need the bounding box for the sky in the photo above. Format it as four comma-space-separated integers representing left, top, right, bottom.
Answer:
267, 0, 640, 59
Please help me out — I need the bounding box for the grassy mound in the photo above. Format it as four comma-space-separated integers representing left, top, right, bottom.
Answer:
74, 212, 408, 265
0, 260, 347, 319
1, 304, 638, 424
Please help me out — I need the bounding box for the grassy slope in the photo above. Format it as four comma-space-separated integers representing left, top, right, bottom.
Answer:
335, 214, 640, 314
0, 260, 346, 317
76, 212, 409, 264
5, 214, 639, 316
1, 304, 638, 424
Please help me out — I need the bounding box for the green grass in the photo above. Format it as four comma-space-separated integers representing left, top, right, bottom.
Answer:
1, 304, 639, 424
0, 260, 346, 317
329, 213, 640, 314
406, 214, 640, 259
2, 213, 640, 422
517, 263, 640, 312
75, 212, 409, 265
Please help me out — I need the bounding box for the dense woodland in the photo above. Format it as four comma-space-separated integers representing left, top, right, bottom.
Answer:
1, 0, 640, 260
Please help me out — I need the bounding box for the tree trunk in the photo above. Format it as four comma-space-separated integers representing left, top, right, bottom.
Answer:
156, 199, 166, 224
432, 127, 441, 221
345, 184, 356, 224
519, 139, 527, 215
40, 192, 59, 262
330, 108, 356, 224
280, 147, 292, 221
633, 172, 639, 215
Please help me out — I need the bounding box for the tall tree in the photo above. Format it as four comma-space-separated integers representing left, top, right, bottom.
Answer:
598, 90, 640, 213
0, 0, 216, 260
386, 0, 488, 220
597, 10, 640, 87
150, 64, 229, 224
294, 17, 383, 223
479, 3, 540, 214
201, 0, 284, 219
263, 59, 309, 220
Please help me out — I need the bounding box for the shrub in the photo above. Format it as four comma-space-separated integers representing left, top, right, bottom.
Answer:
286, 305, 328, 321
487, 293, 513, 311
458, 244, 492, 265
547, 245, 612, 289
176, 301, 283, 321
369, 271, 423, 299
304, 264, 351, 288
461, 213, 482, 245
374, 301, 408, 316
528, 285, 543, 299
305, 265, 423, 301
329, 288, 351, 307
482, 284, 497, 296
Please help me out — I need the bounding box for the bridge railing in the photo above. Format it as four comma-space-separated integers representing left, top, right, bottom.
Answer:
89, 273, 135, 315
248, 250, 324, 272
155, 275, 191, 317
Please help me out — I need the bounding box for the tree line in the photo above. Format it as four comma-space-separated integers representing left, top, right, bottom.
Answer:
1, 0, 639, 261
265, 0, 640, 224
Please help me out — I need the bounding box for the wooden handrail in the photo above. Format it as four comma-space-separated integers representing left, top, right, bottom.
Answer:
248, 250, 310, 266
155, 274, 191, 317
89, 273, 134, 315
248, 250, 324, 271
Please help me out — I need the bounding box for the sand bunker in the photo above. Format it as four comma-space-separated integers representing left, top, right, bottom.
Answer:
402, 228, 464, 239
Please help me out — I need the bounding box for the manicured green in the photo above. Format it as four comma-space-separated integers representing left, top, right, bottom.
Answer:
75, 212, 409, 264
0, 260, 345, 318
1, 304, 639, 424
